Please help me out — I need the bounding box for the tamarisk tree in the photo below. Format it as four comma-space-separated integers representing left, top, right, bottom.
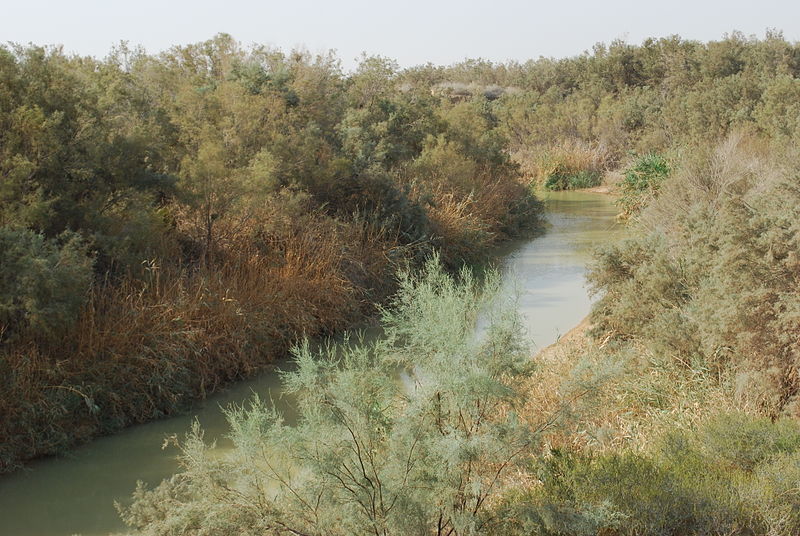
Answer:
120, 258, 542, 535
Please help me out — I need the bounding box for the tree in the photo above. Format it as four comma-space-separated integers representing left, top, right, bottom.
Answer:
120, 258, 541, 535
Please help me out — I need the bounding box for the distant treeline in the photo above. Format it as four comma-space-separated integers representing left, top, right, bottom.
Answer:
411, 29, 800, 151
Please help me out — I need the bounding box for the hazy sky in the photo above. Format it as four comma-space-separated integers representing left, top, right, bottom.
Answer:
3, 0, 800, 70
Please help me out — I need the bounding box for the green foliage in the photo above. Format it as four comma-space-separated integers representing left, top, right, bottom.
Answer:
497, 413, 800, 536
693, 413, 800, 472
120, 258, 538, 535
0, 44, 170, 242
418, 32, 800, 162
0, 228, 92, 341
589, 135, 800, 415
618, 153, 670, 215
543, 169, 602, 191
516, 140, 609, 191
317, 167, 432, 245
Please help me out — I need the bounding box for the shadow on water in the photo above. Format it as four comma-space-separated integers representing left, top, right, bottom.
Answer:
0, 190, 623, 536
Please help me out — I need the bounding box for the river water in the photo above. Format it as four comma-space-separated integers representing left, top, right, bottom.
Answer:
0, 191, 622, 536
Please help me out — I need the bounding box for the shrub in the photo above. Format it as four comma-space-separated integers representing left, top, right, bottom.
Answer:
314, 166, 432, 246
589, 135, 800, 416
0, 227, 92, 341
120, 258, 539, 535
618, 153, 670, 216
692, 412, 800, 472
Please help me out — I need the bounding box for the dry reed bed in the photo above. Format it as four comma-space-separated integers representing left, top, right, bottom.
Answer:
0, 180, 539, 473
0, 215, 392, 472
513, 139, 614, 185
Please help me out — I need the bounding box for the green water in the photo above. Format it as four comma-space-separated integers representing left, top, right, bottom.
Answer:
0, 191, 622, 536
499, 191, 624, 348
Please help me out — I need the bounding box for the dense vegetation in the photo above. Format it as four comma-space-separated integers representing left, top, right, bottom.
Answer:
5, 28, 800, 534
497, 413, 800, 535
120, 259, 540, 535
0, 36, 541, 472
589, 135, 800, 418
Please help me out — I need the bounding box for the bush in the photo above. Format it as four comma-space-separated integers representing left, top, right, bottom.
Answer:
618, 153, 670, 216
692, 412, 800, 472
314, 166, 432, 246
120, 258, 539, 535
0, 227, 92, 341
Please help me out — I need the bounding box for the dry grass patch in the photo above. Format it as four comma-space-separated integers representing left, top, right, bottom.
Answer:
520, 319, 740, 456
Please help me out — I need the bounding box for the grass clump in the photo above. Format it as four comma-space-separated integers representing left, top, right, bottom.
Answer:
519, 140, 610, 191
544, 169, 602, 191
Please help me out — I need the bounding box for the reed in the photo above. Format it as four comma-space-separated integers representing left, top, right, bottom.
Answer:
0, 213, 393, 472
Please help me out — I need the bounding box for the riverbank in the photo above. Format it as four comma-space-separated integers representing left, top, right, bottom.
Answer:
1, 37, 549, 477
493, 136, 800, 536
0, 203, 544, 477
0, 191, 620, 536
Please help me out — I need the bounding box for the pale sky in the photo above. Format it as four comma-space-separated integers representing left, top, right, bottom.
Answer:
3, 0, 800, 70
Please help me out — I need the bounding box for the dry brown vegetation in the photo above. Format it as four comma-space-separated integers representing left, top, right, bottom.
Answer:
0, 207, 399, 470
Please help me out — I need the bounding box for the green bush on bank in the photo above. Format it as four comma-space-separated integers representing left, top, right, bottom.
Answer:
0, 228, 92, 342
618, 153, 671, 216
120, 258, 539, 535
495, 413, 800, 536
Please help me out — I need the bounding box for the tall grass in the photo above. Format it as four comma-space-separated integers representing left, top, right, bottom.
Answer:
514, 140, 612, 191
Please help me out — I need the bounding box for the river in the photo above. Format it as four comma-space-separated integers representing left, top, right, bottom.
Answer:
0, 191, 622, 536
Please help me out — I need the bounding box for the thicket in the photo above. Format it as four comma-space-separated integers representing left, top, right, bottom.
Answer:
588, 134, 800, 418
401, 31, 800, 421
490, 132, 800, 531
0, 37, 542, 472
